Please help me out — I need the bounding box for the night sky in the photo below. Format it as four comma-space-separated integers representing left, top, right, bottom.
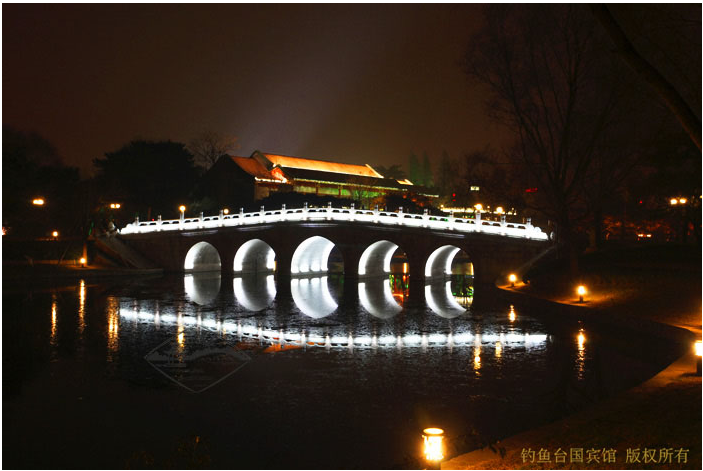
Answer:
3, 4, 510, 176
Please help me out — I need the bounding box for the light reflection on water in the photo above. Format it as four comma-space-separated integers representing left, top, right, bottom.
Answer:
3, 272, 675, 470
576, 329, 587, 380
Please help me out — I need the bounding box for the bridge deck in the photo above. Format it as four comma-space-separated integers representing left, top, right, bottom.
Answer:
120, 205, 548, 241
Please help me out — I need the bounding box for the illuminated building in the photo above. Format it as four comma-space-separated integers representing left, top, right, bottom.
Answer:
200, 151, 436, 207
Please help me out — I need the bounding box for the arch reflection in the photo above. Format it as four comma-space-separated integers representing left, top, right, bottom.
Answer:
184, 273, 222, 305
233, 275, 276, 311
184, 241, 222, 272
291, 276, 338, 318
358, 278, 402, 319
425, 280, 469, 318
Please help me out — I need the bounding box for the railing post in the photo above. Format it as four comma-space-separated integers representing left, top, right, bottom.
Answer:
157, 215, 162, 231
374, 204, 379, 223
281, 203, 286, 222
501, 215, 506, 226
327, 201, 332, 220
423, 208, 429, 227
239, 207, 244, 226
350, 203, 355, 221
398, 206, 403, 225
199, 212, 204, 228
260, 205, 265, 224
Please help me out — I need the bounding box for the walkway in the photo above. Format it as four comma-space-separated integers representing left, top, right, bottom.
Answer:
443, 276, 701, 470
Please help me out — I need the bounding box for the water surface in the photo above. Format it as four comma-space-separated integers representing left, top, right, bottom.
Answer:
2, 274, 674, 469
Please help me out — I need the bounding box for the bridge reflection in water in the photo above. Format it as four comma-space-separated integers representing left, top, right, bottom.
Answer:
137, 272, 549, 353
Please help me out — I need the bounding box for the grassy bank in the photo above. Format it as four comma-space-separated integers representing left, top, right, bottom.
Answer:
443, 244, 701, 470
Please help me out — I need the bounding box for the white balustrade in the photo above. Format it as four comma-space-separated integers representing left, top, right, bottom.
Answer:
119, 204, 548, 240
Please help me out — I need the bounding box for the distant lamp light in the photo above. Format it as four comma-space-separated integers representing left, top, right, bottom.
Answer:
52, 231, 59, 238
179, 205, 186, 213
679, 197, 687, 204
422, 427, 445, 464
32, 198, 45, 206
508, 273, 517, 288
578, 330, 586, 348
223, 208, 230, 215
496, 206, 504, 214
474, 204, 483, 212
695, 340, 702, 376
670, 198, 678, 205
110, 203, 121, 209
577, 285, 587, 303
79, 257, 87, 267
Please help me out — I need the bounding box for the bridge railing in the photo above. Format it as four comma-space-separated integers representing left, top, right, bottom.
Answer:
119, 204, 548, 240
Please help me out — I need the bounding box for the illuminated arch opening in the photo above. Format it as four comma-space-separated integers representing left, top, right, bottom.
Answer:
184, 241, 221, 272
424, 246, 473, 278
358, 240, 409, 277
291, 236, 342, 275
233, 239, 276, 274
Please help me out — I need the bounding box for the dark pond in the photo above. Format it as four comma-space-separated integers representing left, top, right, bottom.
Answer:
2, 274, 675, 469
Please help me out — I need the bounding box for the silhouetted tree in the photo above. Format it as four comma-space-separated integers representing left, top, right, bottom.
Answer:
93, 140, 201, 220
421, 152, 434, 187
374, 164, 406, 180
187, 131, 239, 168
408, 152, 421, 185
465, 4, 632, 272
591, 5, 701, 150
2, 125, 81, 238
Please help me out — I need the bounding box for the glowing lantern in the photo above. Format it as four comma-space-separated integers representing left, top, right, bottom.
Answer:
508, 273, 517, 288
52, 231, 59, 238
223, 208, 230, 215
79, 257, 87, 267
670, 198, 678, 205
679, 197, 687, 204
577, 285, 586, 303
32, 198, 45, 206
422, 427, 445, 463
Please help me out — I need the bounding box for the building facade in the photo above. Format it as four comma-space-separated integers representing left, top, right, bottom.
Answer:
201, 151, 436, 208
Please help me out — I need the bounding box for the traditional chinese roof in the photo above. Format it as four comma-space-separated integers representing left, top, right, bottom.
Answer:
228, 156, 287, 182
254, 151, 383, 178
220, 152, 436, 197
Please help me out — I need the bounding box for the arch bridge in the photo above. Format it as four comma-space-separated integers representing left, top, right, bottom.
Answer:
113, 204, 548, 288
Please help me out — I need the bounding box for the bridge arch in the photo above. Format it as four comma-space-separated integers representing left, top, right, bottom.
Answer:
233, 239, 276, 274
184, 241, 222, 272
291, 236, 339, 275
358, 240, 409, 277
424, 245, 473, 279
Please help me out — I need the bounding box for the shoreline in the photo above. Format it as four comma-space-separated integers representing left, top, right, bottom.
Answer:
442, 284, 701, 470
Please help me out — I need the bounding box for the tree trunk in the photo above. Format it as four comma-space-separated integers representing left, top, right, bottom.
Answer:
591, 4, 701, 150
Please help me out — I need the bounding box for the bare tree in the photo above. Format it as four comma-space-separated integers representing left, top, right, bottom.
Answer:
465, 4, 628, 271
590, 4, 701, 150
187, 131, 239, 168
